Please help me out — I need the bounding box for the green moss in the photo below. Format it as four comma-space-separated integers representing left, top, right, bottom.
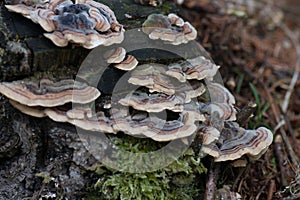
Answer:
36, 172, 54, 184
0, 48, 4, 57
86, 134, 207, 199
158, 3, 172, 13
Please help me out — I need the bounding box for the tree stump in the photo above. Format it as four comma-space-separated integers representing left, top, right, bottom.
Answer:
0, 1, 179, 199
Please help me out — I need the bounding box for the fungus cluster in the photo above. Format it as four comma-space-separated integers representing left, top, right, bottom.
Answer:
0, 10, 273, 162
5, 0, 124, 48
112, 52, 272, 161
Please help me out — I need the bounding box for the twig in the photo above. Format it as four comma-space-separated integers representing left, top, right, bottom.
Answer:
232, 164, 250, 191
255, 175, 276, 200
279, 23, 300, 114
255, 182, 268, 200
274, 134, 288, 186
280, 128, 300, 171
267, 180, 276, 200
282, 112, 296, 141
204, 162, 221, 200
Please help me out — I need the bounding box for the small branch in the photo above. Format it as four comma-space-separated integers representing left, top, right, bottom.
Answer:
267, 180, 276, 200
204, 162, 221, 200
280, 128, 300, 171
232, 164, 250, 191
274, 134, 288, 186
279, 23, 300, 114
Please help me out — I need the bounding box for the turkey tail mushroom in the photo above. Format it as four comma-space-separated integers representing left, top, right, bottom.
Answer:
142, 13, 197, 45
0, 78, 100, 107
5, 0, 124, 48
201, 127, 273, 162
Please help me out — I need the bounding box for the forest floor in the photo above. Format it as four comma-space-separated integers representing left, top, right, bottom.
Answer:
179, 0, 300, 199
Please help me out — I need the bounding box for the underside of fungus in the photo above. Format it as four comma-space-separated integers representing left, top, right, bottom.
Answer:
5, 0, 124, 48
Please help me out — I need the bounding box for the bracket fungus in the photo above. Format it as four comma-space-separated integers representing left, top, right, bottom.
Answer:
111, 109, 198, 141
166, 56, 220, 82
44, 108, 115, 133
103, 47, 139, 71
198, 126, 220, 145
128, 64, 179, 95
0, 78, 100, 107
202, 103, 237, 121
119, 91, 185, 112
201, 126, 273, 162
142, 13, 197, 45
5, 0, 124, 48
114, 55, 139, 71
104, 47, 127, 64
127, 64, 206, 98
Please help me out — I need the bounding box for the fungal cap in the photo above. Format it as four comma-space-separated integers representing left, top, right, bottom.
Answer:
198, 126, 220, 145
5, 4, 34, 18
114, 55, 138, 71
128, 64, 177, 95
30, 9, 56, 32
142, 13, 198, 45
118, 91, 184, 112
201, 127, 273, 162
142, 111, 198, 141
104, 47, 127, 64
0, 79, 100, 107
